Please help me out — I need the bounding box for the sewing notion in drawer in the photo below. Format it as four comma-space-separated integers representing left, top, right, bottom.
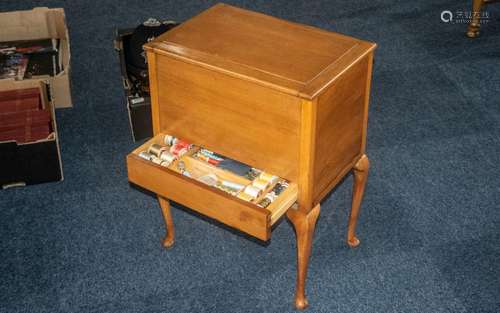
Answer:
127, 133, 298, 241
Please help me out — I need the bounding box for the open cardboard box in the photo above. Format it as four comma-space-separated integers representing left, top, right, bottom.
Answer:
0, 79, 63, 188
0, 7, 72, 108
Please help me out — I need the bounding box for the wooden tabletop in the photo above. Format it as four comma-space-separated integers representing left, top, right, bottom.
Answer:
145, 3, 376, 99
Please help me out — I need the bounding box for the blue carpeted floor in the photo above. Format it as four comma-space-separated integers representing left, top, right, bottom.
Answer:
1, 1, 499, 312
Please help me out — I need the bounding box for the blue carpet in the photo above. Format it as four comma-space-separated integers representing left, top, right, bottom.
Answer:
1, 1, 499, 312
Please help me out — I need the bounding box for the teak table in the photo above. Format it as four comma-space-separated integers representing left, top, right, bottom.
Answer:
127, 3, 376, 309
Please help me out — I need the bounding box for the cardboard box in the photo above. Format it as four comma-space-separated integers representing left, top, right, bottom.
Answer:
0, 79, 63, 188
0, 7, 72, 108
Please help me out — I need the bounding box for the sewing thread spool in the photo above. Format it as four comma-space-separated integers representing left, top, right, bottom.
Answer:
174, 161, 191, 177
259, 172, 278, 185
222, 180, 245, 192
159, 151, 176, 163
175, 140, 191, 149
170, 144, 188, 157
245, 168, 261, 180
258, 197, 272, 208
237, 192, 254, 202
272, 183, 284, 195
258, 191, 279, 208
252, 178, 269, 190
164, 135, 176, 146
177, 160, 186, 171
280, 181, 289, 191
272, 181, 289, 195
148, 143, 167, 157
266, 192, 278, 201
197, 153, 220, 165
151, 156, 162, 165
215, 182, 237, 195
243, 185, 261, 199
138, 151, 153, 161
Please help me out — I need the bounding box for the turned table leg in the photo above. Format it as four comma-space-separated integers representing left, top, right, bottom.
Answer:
287, 204, 320, 310
347, 155, 370, 248
158, 196, 175, 248
467, 0, 484, 37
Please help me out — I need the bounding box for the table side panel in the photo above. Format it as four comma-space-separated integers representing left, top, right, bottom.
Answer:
312, 55, 371, 204
154, 54, 302, 182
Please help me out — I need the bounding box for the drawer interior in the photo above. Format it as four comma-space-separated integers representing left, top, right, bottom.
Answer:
130, 133, 298, 226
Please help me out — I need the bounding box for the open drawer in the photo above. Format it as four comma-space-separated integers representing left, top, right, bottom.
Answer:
127, 133, 298, 241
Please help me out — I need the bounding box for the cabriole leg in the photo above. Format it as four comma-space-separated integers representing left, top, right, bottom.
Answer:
467, 0, 484, 38
158, 196, 175, 248
347, 155, 370, 248
287, 204, 321, 310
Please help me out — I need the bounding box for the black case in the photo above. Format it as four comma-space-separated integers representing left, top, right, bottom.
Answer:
0, 139, 62, 187
114, 28, 151, 141
114, 23, 178, 141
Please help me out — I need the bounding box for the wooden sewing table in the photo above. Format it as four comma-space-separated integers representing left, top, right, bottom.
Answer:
127, 3, 376, 309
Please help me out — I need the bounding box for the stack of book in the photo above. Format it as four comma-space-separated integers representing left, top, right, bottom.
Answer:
0, 87, 52, 143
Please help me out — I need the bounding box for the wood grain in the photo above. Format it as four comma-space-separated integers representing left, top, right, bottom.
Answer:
158, 196, 175, 248
146, 51, 160, 134
128, 153, 271, 240
347, 154, 370, 247
131, 4, 377, 308
361, 53, 374, 153
127, 134, 299, 240
268, 183, 298, 224
146, 3, 376, 99
155, 54, 301, 181
312, 55, 370, 204
297, 99, 317, 213
287, 204, 321, 310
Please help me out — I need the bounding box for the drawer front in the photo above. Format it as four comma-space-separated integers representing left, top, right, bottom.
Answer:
127, 154, 271, 241
152, 54, 301, 182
